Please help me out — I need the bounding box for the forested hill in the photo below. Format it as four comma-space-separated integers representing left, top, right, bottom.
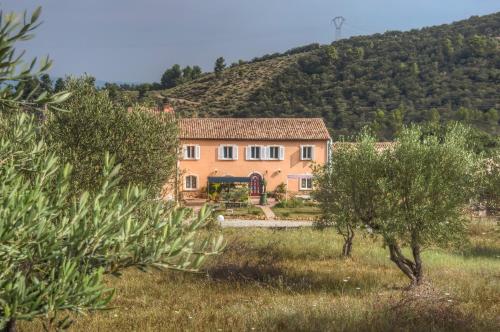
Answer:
151, 12, 500, 140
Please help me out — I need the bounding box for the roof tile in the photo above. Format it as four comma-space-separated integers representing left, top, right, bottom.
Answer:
180, 118, 331, 140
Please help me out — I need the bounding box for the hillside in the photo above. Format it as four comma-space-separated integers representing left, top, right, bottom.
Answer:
150, 13, 500, 140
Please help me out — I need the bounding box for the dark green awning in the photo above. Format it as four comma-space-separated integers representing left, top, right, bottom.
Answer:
208, 176, 250, 183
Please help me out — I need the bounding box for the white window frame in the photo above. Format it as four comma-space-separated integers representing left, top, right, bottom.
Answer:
267, 145, 284, 160
246, 145, 266, 160
184, 175, 198, 191
300, 145, 315, 161
183, 144, 200, 160
299, 177, 313, 190
219, 144, 238, 160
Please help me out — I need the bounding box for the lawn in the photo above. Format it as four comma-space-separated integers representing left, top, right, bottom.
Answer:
272, 206, 321, 220
20, 220, 499, 331
215, 205, 265, 219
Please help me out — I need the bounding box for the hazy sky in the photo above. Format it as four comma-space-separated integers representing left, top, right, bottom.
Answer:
2, 1, 499, 83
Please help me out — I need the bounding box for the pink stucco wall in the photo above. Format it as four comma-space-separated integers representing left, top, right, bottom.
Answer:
179, 139, 329, 196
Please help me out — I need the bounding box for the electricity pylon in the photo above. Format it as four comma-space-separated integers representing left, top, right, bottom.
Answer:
332, 16, 346, 41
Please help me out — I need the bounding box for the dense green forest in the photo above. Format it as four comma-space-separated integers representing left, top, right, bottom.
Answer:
152, 12, 500, 142
35, 13, 500, 143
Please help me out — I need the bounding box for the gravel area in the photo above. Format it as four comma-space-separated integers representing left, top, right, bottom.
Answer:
220, 219, 313, 228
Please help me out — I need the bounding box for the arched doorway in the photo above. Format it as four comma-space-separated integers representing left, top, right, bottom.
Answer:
249, 173, 262, 196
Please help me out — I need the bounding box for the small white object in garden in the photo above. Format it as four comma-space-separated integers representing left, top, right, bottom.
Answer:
217, 215, 224, 223
447, 299, 453, 302
445, 292, 450, 296
188, 316, 193, 319
356, 287, 361, 290
343, 279, 348, 282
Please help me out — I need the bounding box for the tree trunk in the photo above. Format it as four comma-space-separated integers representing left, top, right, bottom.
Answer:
411, 233, 423, 285
388, 240, 423, 287
341, 224, 355, 257
3, 319, 16, 332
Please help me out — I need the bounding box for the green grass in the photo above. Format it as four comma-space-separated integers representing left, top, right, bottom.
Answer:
214, 205, 265, 219
272, 206, 321, 220
19, 221, 499, 331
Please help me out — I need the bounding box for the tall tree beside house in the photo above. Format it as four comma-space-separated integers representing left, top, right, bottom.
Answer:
214, 57, 226, 78
313, 134, 385, 257
45, 76, 179, 196
316, 124, 477, 286
0, 8, 223, 332
379, 124, 476, 286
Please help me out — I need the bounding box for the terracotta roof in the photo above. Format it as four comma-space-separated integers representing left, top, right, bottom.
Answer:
180, 118, 331, 140
332, 141, 395, 152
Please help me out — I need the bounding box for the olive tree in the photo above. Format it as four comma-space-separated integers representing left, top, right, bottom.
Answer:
0, 113, 224, 332
0, 7, 70, 114
45, 77, 179, 196
378, 124, 476, 286
313, 134, 385, 257
0, 8, 223, 331
476, 151, 500, 214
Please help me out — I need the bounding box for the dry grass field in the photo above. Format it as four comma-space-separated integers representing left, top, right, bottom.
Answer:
20, 220, 499, 332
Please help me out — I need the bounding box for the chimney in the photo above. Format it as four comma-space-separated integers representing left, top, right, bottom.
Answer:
163, 104, 175, 114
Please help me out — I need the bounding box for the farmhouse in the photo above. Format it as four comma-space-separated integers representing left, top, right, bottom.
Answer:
178, 117, 332, 199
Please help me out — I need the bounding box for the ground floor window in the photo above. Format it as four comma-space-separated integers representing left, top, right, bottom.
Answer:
300, 177, 313, 190
185, 175, 198, 190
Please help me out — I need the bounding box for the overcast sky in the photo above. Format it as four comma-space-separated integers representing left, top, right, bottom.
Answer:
2, 1, 499, 83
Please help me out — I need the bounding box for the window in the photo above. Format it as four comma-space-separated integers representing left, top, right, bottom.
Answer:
219, 145, 238, 160
300, 177, 313, 190
185, 175, 198, 190
301, 145, 314, 160
183, 145, 200, 160
250, 146, 261, 159
224, 146, 233, 159
266, 145, 284, 160
269, 146, 279, 160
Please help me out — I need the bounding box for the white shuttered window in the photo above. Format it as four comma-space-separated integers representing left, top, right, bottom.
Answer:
219, 145, 238, 160
183, 145, 200, 160
300, 145, 315, 161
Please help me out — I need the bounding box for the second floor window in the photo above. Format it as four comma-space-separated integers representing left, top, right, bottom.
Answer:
301, 145, 314, 160
269, 146, 280, 160
183, 145, 200, 160
250, 146, 261, 159
224, 146, 233, 159
219, 145, 238, 160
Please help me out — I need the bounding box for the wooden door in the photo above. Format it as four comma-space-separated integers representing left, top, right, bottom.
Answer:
249, 173, 262, 196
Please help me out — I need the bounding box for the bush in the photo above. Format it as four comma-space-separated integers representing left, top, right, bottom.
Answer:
275, 198, 305, 208
220, 186, 249, 203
